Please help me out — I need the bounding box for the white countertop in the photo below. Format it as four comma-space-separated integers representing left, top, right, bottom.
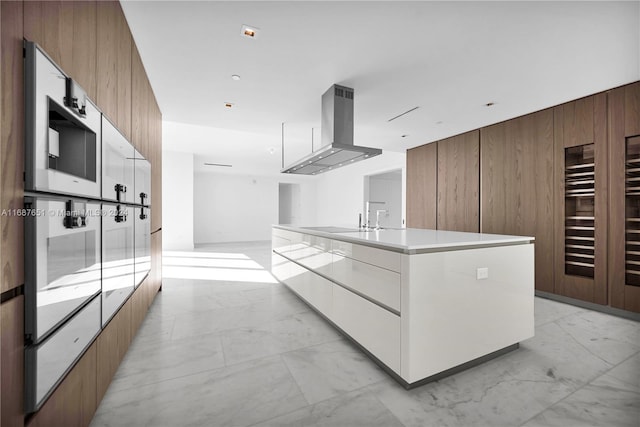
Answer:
273, 225, 534, 254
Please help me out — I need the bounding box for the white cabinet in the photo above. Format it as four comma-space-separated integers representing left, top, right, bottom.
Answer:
331, 254, 401, 312
332, 284, 401, 372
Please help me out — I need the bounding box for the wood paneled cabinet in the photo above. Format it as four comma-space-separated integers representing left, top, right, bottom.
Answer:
24, 0, 98, 101
553, 94, 608, 304
437, 131, 479, 232
97, 0, 132, 139
406, 143, 437, 229
480, 109, 555, 293
609, 82, 640, 313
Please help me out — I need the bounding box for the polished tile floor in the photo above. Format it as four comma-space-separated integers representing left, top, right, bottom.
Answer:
90, 242, 640, 427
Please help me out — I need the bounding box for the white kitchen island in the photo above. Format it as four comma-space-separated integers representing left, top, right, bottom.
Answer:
271, 225, 535, 388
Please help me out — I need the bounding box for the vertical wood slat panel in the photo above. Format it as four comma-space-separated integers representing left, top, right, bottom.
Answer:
96, 0, 118, 126
1, 296, 24, 427
593, 92, 608, 305
116, 3, 132, 140
1, 0, 24, 293
437, 130, 479, 232
480, 109, 555, 293
96, 298, 132, 404
97, 0, 132, 138
24, 1, 97, 101
406, 143, 437, 229
563, 96, 594, 148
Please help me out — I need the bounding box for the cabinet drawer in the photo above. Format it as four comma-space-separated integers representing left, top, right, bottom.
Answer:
332, 285, 400, 372
272, 252, 291, 283
331, 254, 401, 312
272, 235, 291, 256
25, 296, 101, 412
305, 270, 333, 316
332, 240, 402, 273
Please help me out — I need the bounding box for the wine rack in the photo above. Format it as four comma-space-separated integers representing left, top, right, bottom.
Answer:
626, 136, 640, 286
564, 144, 595, 278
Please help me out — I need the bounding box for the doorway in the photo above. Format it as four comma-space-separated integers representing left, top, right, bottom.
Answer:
364, 169, 403, 228
278, 183, 301, 224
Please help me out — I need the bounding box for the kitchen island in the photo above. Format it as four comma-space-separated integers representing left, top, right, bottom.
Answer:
272, 225, 535, 387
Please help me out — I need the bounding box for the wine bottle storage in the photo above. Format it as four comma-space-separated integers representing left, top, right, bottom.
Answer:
625, 136, 640, 286
565, 144, 595, 278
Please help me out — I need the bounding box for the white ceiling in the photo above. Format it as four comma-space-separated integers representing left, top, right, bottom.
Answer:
121, 1, 640, 175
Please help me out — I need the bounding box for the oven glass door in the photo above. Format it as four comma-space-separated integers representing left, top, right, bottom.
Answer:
102, 117, 135, 204
102, 203, 135, 325
25, 42, 101, 199
134, 149, 151, 207
25, 198, 102, 343
134, 206, 151, 288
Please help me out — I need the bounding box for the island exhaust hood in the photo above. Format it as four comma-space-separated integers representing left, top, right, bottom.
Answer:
281, 84, 382, 175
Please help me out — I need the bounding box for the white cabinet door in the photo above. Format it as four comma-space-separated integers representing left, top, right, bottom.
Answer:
332, 285, 401, 372
331, 254, 401, 312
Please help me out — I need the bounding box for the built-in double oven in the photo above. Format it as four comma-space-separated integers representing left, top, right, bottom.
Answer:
23, 41, 152, 413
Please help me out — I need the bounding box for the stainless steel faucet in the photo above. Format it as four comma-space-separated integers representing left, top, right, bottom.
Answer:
365, 201, 386, 229
375, 209, 388, 230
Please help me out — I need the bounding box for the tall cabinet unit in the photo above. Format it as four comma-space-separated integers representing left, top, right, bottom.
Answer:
480, 109, 555, 293
609, 82, 640, 313
553, 94, 608, 304
0, 1, 163, 426
406, 143, 437, 229
437, 131, 480, 232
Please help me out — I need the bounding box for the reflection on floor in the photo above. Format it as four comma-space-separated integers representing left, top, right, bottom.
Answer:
90, 241, 640, 427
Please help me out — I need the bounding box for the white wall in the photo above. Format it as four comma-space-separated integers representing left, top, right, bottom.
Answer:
162, 151, 194, 250
193, 172, 317, 244
315, 151, 406, 227
368, 171, 403, 228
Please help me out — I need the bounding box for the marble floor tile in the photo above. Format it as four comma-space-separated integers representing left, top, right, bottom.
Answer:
590, 352, 640, 394
107, 331, 226, 392
92, 242, 640, 427
555, 309, 640, 349
522, 382, 640, 427
170, 295, 311, 341
281, 339, 387, 404
252, 388, 405, 427
553, 312, 640, 366
220, 311, 342, 365
534, 297, 586, 326
90, 356, 308, 427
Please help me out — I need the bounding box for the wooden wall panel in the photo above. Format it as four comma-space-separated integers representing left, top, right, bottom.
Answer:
97, 0, 131, 138
406, 143, 437, 229
1, 0, 24, 293
150, 100, 162, 231
27, 342, 97, 427
609, 82, 640, 313
553, 94, 608, 305
131, 44, 150, 157
437, 131, 479, 232
480, 109, 555, 293
562, 96, 594, 148
130, 283, 147, 338
96, 298, 132, 402
1, 296, 24, 427
24, 1, 97, 100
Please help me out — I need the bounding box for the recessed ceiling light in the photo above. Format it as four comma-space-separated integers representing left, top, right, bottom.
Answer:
241, 24, 259, 39
436, 121, 443, 125
231, 74, 241, 81
401, 134, 408, 138
485, 102, 495, 107
268, 147, 275, 154
224, 102, 234, 108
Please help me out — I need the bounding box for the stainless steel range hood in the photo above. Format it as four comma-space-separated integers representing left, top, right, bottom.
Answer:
281, 84, 382, 175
